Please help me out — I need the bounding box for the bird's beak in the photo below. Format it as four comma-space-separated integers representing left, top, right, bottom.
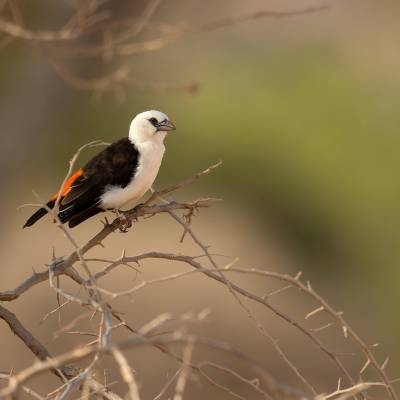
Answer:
157, 120, 176, 132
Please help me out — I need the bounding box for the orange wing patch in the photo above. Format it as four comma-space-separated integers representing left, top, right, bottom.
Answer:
51, 169, 83, 201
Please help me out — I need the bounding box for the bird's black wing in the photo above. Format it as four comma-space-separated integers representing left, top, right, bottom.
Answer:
59, 138, 140, 227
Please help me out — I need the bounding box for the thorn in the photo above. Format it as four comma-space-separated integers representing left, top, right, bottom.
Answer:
101, 216, 110, 227
360, 359, 370, 374
224, 257, 239, 270
310, 322, 335, 333
90, 310, 97, 321
342, 325, 348, 338
305, 306, 324, 319
123, 262, 140, 273
264, 284, 292, 299
294, 271, 303, 280
337, 377, 341, 391
382, 357, 389, 370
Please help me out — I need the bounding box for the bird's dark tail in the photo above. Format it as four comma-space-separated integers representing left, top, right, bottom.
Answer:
23, 199, 56, 228
67, 207, 103, 228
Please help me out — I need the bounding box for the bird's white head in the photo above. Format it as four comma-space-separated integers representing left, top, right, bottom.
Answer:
129, 110, 176, 145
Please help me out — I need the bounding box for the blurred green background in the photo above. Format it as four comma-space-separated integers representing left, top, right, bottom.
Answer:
1, 0, 400, 396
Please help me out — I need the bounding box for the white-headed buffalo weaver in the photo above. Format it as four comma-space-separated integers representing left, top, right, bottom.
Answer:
24, 110, 176, 228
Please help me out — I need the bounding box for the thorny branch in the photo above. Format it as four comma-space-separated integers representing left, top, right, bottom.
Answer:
0, 140, 398, 400
2, 3, 391, 400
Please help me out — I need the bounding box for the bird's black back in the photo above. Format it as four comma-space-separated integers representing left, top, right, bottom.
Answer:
59, 137, 140, 226
84, 137, 140, 188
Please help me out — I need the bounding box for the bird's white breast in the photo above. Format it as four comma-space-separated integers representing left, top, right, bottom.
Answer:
100, 141, 165, 210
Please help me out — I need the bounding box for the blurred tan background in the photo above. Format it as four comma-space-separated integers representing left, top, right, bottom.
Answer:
1, 0, 400, 398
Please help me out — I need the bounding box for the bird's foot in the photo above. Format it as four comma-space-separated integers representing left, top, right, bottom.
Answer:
115, 210, 132, 233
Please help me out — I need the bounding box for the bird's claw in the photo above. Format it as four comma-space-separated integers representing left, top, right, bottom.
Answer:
117, 211, 132, 233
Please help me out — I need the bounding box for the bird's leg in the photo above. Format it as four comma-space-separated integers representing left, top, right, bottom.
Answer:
114, 209, 132, 233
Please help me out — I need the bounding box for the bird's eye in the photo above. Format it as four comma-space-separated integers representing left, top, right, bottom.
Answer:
149, 117, 158, 126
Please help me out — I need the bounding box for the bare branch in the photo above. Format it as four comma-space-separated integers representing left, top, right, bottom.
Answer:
0, 142, 396, 400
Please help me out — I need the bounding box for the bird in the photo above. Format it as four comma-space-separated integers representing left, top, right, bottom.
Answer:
23, 110, 176, 229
